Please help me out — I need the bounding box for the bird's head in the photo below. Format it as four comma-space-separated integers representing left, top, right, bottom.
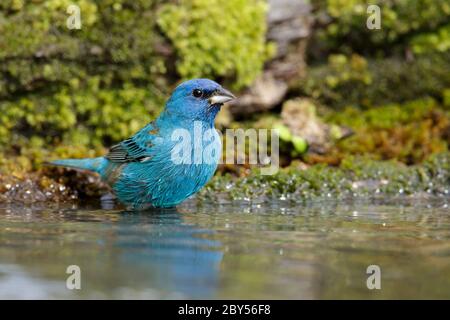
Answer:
164, 79, 236, 125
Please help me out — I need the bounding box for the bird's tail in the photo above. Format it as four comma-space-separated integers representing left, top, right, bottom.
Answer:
48, 157, 107, 174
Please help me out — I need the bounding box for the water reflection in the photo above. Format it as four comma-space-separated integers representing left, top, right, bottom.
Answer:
115, 210, 223, 298
0, 205, 223, 299
0, 199, 449, 299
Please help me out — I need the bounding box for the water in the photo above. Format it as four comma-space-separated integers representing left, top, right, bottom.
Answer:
0, 199, 449, 299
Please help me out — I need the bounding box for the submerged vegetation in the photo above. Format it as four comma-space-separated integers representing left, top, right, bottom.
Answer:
0, 0, 449, 203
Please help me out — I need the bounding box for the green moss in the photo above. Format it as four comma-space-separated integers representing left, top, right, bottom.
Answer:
326, 98, 450, 164
0, 0, 170, 163
198, 152, 450, 203
0, 0, 277, 170
411, 23, 450, 54
0, 82, 166, 166
157, 0, 274, 89
298, 53, 450, 109
1, 0, 449, 204
314, 0, 450, 56
443, 89, 450, 109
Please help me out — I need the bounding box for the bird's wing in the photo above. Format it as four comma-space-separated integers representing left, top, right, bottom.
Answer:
105, 124, 157, 163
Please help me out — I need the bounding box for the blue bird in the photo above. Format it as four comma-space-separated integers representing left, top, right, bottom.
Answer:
50, 79, 235, 209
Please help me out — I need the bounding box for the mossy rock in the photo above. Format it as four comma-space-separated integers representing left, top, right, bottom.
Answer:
157, 0, 274, 90
311, 0, 450, 57
198, 152, 450, 203
296, 53, 450, 109
326, 98, 450, 164
0, 0, 272, 169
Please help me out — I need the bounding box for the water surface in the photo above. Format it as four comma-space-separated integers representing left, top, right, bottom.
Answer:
1, 199, 449, 299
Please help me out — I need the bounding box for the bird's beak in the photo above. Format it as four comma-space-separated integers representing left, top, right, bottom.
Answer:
209, 87, 236, 105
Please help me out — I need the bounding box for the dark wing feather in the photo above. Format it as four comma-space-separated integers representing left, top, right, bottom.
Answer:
106, 137, 152, 163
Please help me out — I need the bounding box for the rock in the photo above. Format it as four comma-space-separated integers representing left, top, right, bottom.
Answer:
266, 0, 312, 80
229, 74, 288, 115
280, 99, 353, 154
230, 0, 313, 116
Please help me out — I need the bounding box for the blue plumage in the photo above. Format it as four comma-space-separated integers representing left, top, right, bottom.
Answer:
50, 79, 235, 209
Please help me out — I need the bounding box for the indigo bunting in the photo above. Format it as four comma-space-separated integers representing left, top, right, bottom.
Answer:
51, 79, 235, 209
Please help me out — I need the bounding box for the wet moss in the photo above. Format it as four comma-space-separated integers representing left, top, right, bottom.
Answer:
2, 152, 448, 205
198, 153, 450, 203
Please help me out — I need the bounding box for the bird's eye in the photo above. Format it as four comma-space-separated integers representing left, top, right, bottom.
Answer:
192, 89, 203, 98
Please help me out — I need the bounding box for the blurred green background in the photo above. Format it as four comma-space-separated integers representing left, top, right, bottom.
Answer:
0, 0, 449, 186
